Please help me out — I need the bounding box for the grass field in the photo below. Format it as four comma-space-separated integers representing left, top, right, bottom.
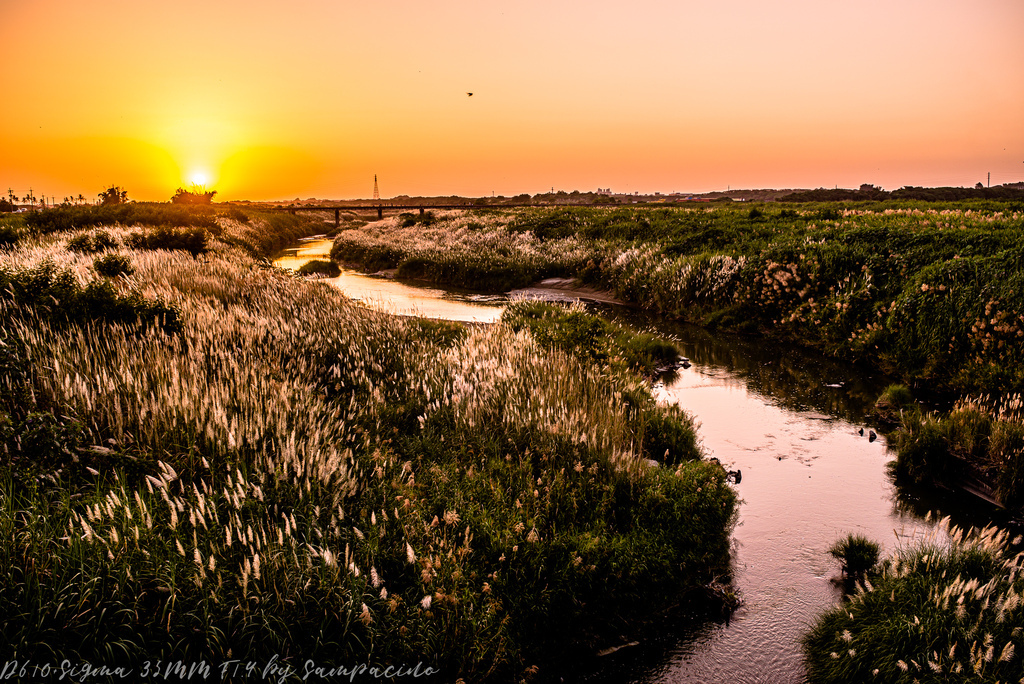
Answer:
323, 200, 1024, 681
0, 206, 736, 680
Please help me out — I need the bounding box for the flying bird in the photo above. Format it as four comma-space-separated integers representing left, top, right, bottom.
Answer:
467, 92, 473, 97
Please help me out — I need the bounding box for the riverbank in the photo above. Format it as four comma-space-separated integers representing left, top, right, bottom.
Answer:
0, 206, 736, 680
329, 202, 1024, 399
889, 393, 1024, 513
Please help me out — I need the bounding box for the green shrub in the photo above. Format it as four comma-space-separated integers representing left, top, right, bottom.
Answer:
501, 300, 685, 376
893, 409, 953, 484
827, 534, 880, 579
399, 211, 436, 228
872, 384, 914, 425
0, 262, 180, 333
330, 241, 405, 272
92, 229, 117, 251
296, 259, 341, 277
93, 253, 134, 277
67, 229, 118, 254
127, 226, 208, 256
876, 384, 913, 410
990, 420, 1024, 509
0, 223, 21, 248
804, 524, 1022, 683
66, 232, 96, 253
891, 401, 1024, 511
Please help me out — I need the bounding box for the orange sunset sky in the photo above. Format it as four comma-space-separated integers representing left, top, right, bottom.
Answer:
2, 0, 1023, 202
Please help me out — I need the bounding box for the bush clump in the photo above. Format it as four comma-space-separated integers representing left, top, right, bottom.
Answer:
871, 383, 915, 425
127, 226, 208, 256
66, 229, 118, 253
893, 398, 1024, 511
0, 262, 180, 333
828, 533, 881, 579
93, 253, 134, 278
502, 299, 680, 376
296, 259, 341, 277
0, 221, 22, 249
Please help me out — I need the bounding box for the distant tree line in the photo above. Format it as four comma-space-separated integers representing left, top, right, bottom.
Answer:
779, 185, 1024, 203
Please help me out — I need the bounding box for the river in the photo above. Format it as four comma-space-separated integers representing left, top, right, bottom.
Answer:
275, 239, 1001, 683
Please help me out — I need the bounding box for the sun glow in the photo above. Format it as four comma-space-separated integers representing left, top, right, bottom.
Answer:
189, 170, 210, 187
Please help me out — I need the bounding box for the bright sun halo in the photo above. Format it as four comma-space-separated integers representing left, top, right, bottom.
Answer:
189, 171, 209, 187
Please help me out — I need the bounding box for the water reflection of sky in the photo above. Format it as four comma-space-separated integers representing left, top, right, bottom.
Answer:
274, 239, 505, 323
581, 329, 999, 684
638, 365, 925, 683
275, 238, 618, 323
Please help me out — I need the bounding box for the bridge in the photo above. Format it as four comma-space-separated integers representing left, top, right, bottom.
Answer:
266, 202, 577, 226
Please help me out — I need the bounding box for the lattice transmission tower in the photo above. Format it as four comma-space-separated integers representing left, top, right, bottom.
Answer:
373, 174, 379, 201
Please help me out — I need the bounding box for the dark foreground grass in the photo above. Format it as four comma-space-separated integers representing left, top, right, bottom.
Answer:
804, 523, 1024, 683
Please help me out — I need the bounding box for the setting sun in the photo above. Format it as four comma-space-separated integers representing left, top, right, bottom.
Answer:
188, 171, 210, 188
1, 0, 1022, 200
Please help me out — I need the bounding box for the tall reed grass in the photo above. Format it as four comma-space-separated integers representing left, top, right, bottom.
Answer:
804, 519, 1024, 683
0, 214, 736, 678
894, 394, 1024, 511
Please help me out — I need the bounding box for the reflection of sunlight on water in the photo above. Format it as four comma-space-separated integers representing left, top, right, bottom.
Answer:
273, 240, 504, 323
354, 287, 503, 323
275, 239, 623, 322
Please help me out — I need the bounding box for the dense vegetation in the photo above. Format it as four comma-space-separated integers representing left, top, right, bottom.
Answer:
325, 201, 1024, 681
0, 208, 736, 679
892, 394, 1024, 512
781, 185, 1024, 203
329, 202, 1024, 399
502, 299, 681, 378
804, 522, 1024, 683
24, 202, 217, 233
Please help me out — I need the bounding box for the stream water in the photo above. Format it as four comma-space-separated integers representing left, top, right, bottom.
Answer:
274, 239, 1001, 683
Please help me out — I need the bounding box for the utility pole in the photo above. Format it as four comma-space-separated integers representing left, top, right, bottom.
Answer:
988, 172, 991, 188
